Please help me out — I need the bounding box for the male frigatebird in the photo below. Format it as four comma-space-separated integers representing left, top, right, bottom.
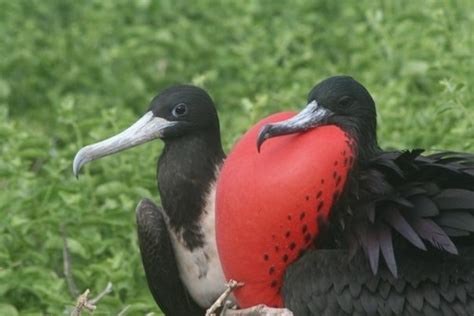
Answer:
216, 76, 474, 315
73, 85, 229, 315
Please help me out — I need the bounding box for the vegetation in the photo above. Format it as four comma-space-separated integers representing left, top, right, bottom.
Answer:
1, 0, 472, 314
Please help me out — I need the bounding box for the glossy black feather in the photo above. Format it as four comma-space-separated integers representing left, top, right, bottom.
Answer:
411, 218, 458, 255
434, 189, 474, 210
443, 226, 471, 237
383, 207, 426, 250
366, 225, 380, 274
283, 248, 474, 316
436, 211, 474, 232
410, 195, 439, 217
377, 222, 397, 277
136, 198, 204, 316
322, 150, 474, 277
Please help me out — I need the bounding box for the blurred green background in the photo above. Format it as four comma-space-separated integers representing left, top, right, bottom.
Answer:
0, 0, 473, 314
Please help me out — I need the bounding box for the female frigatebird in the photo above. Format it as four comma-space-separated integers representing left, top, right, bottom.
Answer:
73, 85, 228, 315
216, 76, 474, 315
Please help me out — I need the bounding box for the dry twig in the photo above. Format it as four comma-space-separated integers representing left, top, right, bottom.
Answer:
71, 289, 96, 316
206, 280, 244, 316
206, 279, 294, 316
223, 304, 294, 316
117, 304, 131, 316
68, 277, 113, 315
90, 282, 113, 305
61, 224, 79, 298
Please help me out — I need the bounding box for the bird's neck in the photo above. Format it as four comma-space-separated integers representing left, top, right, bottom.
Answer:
157, 133, 225, 250
355, 134, 381, 163
331, 116, 381, 162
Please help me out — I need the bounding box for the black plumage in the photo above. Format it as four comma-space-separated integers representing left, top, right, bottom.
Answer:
136, 198, 204, 315
283, 248, 474, 315
258, 76, 474, 315
336, 150, 474, 278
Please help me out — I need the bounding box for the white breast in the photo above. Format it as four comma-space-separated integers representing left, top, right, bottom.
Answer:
168, 181, 235, 308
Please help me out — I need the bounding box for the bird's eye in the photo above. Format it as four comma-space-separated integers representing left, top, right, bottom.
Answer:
172, 103, 187, 117
338, 96, 352, 107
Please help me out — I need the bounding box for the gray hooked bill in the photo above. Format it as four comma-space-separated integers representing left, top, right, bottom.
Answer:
256, 100, 332, 152
73, 111, 176, 177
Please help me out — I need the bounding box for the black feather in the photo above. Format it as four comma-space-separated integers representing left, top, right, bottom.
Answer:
441, 226, 471, 237
436, 211, 474, 232
366, 225, 380, 275
456, 285, 467, 303
372, 157, 405, 178
401, 185, 427, 197
319, 148, 474, 279
387, 291, 405, 314
379, 196, 414, 209
360, 288, 378, 314
407, 286, 423, 311
411, 218, 458, 255
366, 202, 375, 223
410, 195, 439, 217
383, 207, 426, 250
336, 289, 353, 314
434, 189, 474, 210
282, 248, 474, 315
423, 283, 440, 308
377, 222, 397, 277
421, 182, 441, 196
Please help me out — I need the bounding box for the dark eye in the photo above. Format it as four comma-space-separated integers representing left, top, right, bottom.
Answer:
172, 103, 187, 117
338, 96, 352, 107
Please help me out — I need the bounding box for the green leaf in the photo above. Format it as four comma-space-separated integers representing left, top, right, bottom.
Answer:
0, 304, 19, 316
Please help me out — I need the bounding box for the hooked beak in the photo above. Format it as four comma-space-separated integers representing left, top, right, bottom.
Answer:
256, 100, 332, 152
73, 111, 177, 177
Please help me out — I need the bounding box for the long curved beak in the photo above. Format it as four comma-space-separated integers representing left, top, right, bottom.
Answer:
73, 111, 176, 177
256, 100, 332, 152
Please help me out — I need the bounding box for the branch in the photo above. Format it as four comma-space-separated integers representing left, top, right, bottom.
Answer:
207, 279, 294, 316
90, 282, 113, 304
117, 304, 131, 316
70, 289, 96, 316
223, 304, 294, 316
206, 280, 243, 316
61, 224, 79, 298
69, 282, 113, 315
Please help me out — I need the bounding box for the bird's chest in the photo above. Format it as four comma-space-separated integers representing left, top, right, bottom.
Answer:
171, 238, 228, 307
168, 186, 232, 308
216, 113, 355, 308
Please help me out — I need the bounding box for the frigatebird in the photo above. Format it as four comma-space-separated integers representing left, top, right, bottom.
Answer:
216, 76, 474, 315
73, 85, 230, 315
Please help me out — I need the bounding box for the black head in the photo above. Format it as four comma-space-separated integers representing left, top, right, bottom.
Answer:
257, 76, 379, 159
149, 85, 221, 142
306, 76, 379, 158
307, 76, 377, 138
73, 84, 223, 176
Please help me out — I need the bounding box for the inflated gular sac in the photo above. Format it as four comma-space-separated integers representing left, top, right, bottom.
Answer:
216, 112, 354, 307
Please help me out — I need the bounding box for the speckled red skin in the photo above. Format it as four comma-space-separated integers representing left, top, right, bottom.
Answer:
216, 112, 355, 308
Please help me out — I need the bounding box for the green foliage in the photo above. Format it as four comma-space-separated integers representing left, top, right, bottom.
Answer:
0, 0, 473, 314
